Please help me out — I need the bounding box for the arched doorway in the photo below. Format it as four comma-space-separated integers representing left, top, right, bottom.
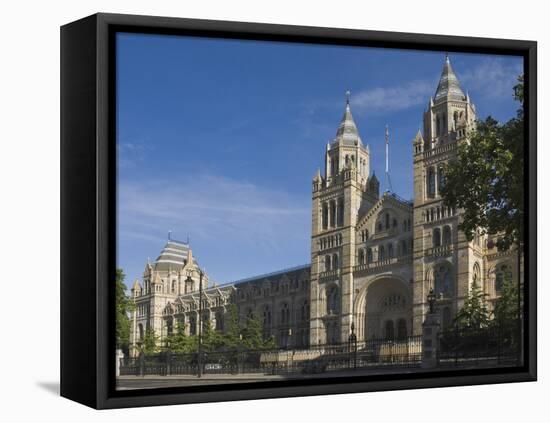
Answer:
360, 277, 411, 340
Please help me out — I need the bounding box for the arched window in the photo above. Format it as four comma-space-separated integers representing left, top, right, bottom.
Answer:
473, 262, 481, 290
358, 249, 365, 265
138, 323, 144, 340
262, 305, 271, 329
385, 213, 390, 229
495, 264, 512, 293
367, 248, 373, 263
388, 243, 394, 258
438, 166, 445, 191
280, 303, 290, 325
442, 307, 451, 329
330, 200, 336, 227
300, 300, 309, 322
427, 167, 436, 198
332, 253, 339, 269
337, 198, 344, 227
393, 218, 397, 228
379, 245, 386, 261
166, 318, 173, 336
215, 312, 224, 331
326, 285, 340, 315
322, 203, 328, 230
442, 225, 452, 245
385, 320, 395, 340
435, 264, 453, 297
397, 319, 407, 340
324, 255, 331, 272
189, 316, 197, 335
401, 240, 407, 256
433, 228, 441, 247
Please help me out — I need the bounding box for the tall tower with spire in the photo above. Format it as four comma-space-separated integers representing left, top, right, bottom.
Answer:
310, 92, 379, 345
411, 55, 478, 334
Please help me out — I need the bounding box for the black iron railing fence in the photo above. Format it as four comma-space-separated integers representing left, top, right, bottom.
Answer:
120, 336, 423, 376
437, 323, 521, 368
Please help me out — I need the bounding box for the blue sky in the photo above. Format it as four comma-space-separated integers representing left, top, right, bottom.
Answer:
116, 32, 523, 288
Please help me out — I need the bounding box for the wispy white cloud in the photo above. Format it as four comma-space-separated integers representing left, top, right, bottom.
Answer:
459, 57, 522, 99
346, 57, 521, 114
118, 173, 310, 256
117, 140, 155, 169
351, 80, 434, 113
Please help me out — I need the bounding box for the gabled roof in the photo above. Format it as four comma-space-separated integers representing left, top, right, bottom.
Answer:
434, 55, 466, 103
357, 192, 413, 229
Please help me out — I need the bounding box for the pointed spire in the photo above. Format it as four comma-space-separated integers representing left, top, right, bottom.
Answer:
132, 279, 141, 292
434, 54, 465, 103
313, 168, 321, 182
335, 91, 363, 146
413, 129, 424, 144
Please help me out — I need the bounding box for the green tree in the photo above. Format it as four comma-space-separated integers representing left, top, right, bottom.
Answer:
492, 275, 520, 326
223, 304, 244, 351
202, 319, 224, 352
454, 280, 490, 330
440, 75, 524, 251
164, 321, 195, 353
115, 268, 135, 353
241, 313, 266, 350
139, 327, 159, 355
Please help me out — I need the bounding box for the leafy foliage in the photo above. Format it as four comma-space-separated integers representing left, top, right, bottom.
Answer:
139, 327, 159, 355
492, 273, 520, 326
164, 321, 195, 353
453, 280, 490, 330
440, 75, 524, 250
115, 268, 135, 352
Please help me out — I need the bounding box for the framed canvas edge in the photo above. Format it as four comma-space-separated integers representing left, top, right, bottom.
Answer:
61, 12, 537, 410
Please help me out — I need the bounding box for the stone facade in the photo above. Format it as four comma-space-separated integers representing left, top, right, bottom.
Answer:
129, 56, 519, 356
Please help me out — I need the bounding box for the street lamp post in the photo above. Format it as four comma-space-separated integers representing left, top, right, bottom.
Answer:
198, 270, 204, 378
348, 322, 357, 370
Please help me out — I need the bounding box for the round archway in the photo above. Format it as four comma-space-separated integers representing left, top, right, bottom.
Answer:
357, 276, 411, 341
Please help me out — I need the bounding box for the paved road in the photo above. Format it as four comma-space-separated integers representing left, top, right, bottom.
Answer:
116, 366, 424, 390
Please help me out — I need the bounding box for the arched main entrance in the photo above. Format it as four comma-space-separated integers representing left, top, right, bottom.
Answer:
355, 276, 411, 341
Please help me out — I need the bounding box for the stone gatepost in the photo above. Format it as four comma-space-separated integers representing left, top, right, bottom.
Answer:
115, 349, 124, 377
421, 313, 440, 369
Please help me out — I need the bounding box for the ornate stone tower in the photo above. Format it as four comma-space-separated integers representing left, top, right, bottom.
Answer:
310, 93, 379, 345
412, 55, 478, 334
129, 238, 208, 356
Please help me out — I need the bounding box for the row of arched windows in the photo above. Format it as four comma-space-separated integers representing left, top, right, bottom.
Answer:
324, 253, 339, 271
357, 239, 412, 265
432, 225, 452, 247
321, 198, 345, 230
434, 112, 447, 137
425, 205, 456, 222
377, 212, 398, 232
426, 166, 445, 198
385, 318, 408, 340
318, 233, 343, 250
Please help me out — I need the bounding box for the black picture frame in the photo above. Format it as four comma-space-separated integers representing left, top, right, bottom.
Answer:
60, 12, 537, 409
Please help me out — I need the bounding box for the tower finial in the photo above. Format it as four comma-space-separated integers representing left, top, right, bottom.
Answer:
345, 89, 351, 105
168, 230, 172, 240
